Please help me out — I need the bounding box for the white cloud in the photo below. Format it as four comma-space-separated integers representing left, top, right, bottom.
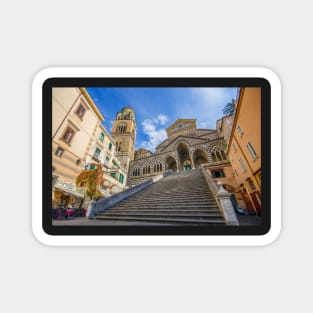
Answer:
175, 88, 237, 129
198, 121, 212, 129
140, 118, 168, 151
153, 114, 168, 125
191, 88, 230, 104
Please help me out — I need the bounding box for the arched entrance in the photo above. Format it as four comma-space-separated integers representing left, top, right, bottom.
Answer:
193, 149, 209, 168
177, 142, 192, 171
165, 156, 177, 172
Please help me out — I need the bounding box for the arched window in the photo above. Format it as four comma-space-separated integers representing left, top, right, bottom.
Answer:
116, 141, 122, 152
212, 152, 217, 162
160, 164, 162, 172
221, 150, 227, 160
216, 151, 222, 161
117, 123, 127, 134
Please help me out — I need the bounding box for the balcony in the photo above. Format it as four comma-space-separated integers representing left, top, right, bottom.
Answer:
92, 154, 101, 162
103, 161, 110, 169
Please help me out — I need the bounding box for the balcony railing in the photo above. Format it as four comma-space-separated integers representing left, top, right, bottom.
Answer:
92, 154, 101, 162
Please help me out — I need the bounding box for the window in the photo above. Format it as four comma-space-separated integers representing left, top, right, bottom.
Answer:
94, 147, 101, 159
216, 151, 222, 161
75, 104, 86, 119
239, 158, 247, 172
248, 179, 256, 191
237, 125, 244, 137
119, 173, 124, 184
110, 172, 116, 178
232, 143, 237, 153
234, 169, 238, 176
211, 169, 225, 178
117, 123, 127, 134
247, 142, 258, 159
104, 156, 110, 167
99, 132, 105, 142
76, 159, 81, 166
108, 142, 112, 151
116, 141, 122, 151
62, 127, 75, 144
55, 147, 64, 157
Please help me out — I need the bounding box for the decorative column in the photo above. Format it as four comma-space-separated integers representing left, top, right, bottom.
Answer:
216, 182, 239, 225
189, 151, 195, 169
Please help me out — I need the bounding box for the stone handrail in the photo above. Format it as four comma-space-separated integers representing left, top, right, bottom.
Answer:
153, 173, 164, 182
163, 170, 173, 177
200, 166, 239, 226
86, 178, 154, 218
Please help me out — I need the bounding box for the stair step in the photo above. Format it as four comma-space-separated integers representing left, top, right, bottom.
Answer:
93, 168, 225, 225
100, 213, 223, 218
113, 206, 219, 211
103, 208, 221, 213
94, 215, 225, 224
116, 201, 218, 206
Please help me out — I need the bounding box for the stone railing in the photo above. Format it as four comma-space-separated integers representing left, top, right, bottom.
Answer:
163, 170, 173, 177
200, 166, 239, 226
86, 178, 154, 218
153, 173, 164, 182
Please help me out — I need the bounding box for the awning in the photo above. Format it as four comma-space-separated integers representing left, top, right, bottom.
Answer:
54, 186, 84, 198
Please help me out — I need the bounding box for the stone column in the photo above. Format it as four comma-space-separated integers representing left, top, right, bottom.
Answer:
190, 152, 195, 169
176, 157, 180, 172
216, 182, 239, 225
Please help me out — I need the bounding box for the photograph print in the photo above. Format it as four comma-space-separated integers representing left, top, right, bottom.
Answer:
50, 84, 264, 234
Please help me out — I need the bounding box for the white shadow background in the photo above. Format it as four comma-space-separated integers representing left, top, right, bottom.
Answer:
0, 1, 309, 312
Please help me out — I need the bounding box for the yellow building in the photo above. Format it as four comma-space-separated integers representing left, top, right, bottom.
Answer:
227, 87, 261, 215
52, 87, 104, 208
85, 123, 127, 194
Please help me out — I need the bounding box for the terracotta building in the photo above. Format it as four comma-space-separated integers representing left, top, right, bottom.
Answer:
227, 87, 261, 215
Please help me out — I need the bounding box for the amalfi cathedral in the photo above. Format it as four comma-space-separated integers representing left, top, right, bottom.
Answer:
127, 117, 228, 186
52, 87, 261, 225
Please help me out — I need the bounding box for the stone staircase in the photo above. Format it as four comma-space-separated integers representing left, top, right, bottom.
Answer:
93, 168, 226, 225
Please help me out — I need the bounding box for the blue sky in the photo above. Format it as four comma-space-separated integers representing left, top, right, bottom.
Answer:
86, 87, 238, 152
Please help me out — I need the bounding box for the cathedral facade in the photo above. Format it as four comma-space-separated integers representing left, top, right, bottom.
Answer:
127, 118, 228, 186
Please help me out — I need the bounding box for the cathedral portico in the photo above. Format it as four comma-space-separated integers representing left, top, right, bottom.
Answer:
165, 155, 177, 172
176, 141, 193, 171
193, 148, 209, 168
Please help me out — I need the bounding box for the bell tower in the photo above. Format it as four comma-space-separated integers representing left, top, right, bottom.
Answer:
111, 106, 136, 173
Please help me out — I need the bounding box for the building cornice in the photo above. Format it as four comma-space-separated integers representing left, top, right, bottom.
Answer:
79, 87, 104, 121
226, 88, 244, 155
